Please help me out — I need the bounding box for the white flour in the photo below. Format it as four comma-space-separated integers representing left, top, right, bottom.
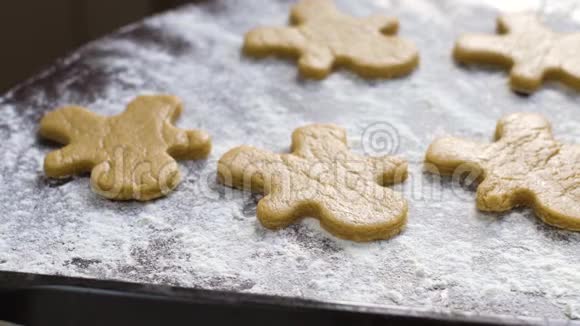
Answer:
0, 0, 579, 321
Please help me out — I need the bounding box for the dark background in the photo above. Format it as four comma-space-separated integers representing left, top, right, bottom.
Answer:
0, 0, 191, 93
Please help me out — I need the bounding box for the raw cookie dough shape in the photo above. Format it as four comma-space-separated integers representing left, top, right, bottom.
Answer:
425, 113, 580, 231
40, 95, 212, 201
454, 13, 580, 93
243, 0, 419, 79
218, 124, 408, 242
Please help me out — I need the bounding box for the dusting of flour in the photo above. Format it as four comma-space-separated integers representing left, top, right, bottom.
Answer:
0, 0, 579, 321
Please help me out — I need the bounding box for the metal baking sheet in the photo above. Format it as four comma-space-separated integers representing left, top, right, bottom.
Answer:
0, 0, 579, 321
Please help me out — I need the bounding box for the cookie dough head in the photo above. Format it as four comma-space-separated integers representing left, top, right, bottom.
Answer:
243, 0, 418, 79
426, 113, 580, 231
218, 124, 408, 242
454, 13, 580, 93
290, 0, 339, 23
40, 95, 212, 201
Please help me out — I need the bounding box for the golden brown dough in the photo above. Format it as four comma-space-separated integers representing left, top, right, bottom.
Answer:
243, 0, 418, 79
218, 124, 408, 242
40, 95, 212, 201
425, 113, 580, 230
454, 13, 580, 93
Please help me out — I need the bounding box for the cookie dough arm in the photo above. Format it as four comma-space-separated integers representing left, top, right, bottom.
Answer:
44, 144, 97, 177
243, 27, 306, 57
365, 15, 399, 34
367, 156, 408, 186
425, 137, 486, 176
165, 125, 212, 160
128, 95, 210, 160
40, 106, 101, 144
218, 146, 283, 193
497, 13, 542, 34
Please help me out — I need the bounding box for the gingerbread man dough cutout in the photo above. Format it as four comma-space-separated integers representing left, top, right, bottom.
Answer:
426, 113, 580, 231
40, 95, 212, 201
454, 13, 580, 93
218, 124, 408, 242
243, 0, 419, 79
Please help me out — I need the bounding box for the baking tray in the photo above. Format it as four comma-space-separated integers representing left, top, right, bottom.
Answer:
0, 0, 579, 323
0, 271, 566, 326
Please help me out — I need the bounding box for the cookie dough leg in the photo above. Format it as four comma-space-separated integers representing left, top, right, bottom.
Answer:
351, 38, 418, 78
90, 160, 125, 200
425, 137, 486, 175
559, 60, 580, 90
298, 46, 334, 79
534, 190, 580, 230
558, 44, 580, 89
88, 150, 181, 201
320, 189, 408, 241
453, 34, 511, 65
257, 194, 303, 229
509, 62, 546, 92
132, 153, 181, 201
476, 177, 523, 211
